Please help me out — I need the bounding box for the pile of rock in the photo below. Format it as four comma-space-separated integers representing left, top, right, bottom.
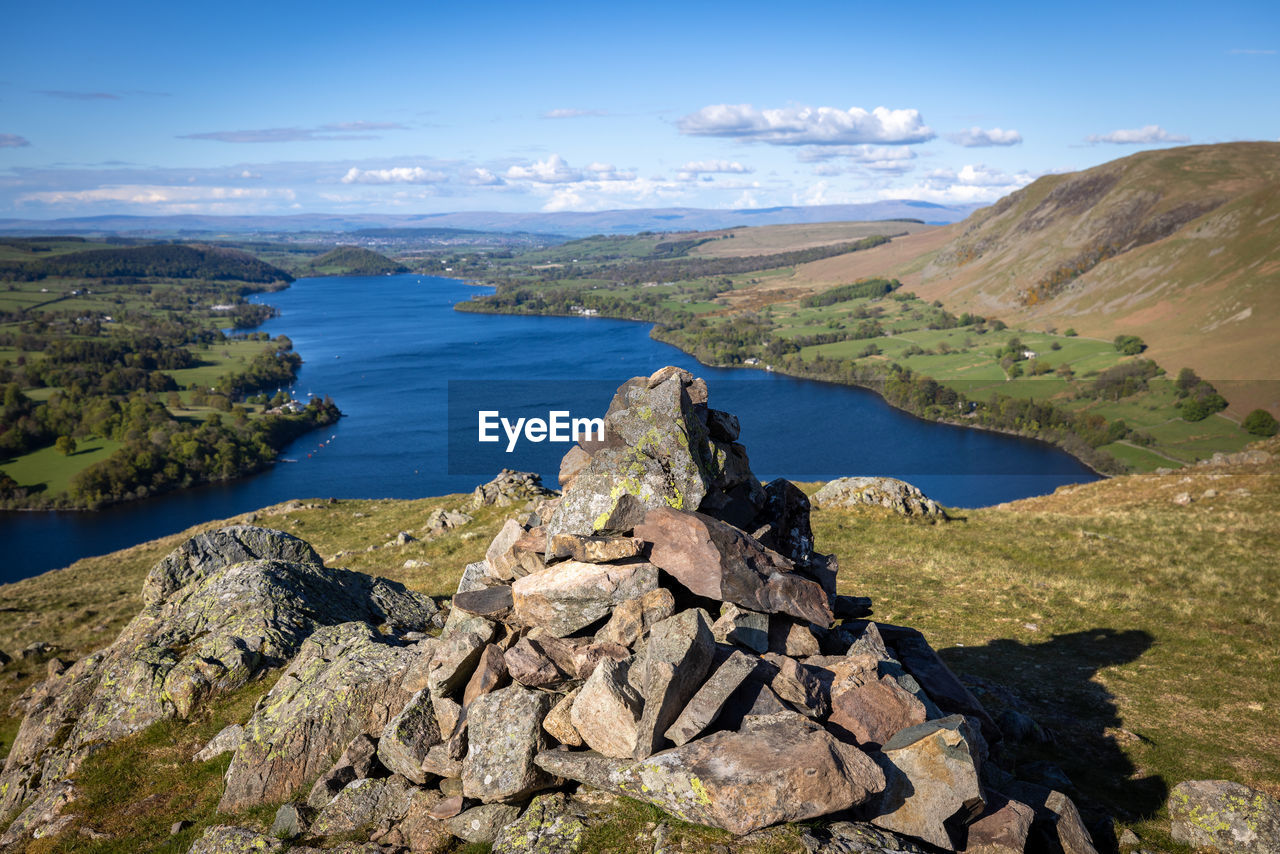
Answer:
0, 366, 1107, 854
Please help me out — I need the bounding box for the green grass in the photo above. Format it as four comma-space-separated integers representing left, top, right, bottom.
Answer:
165, 339, 278, 391
0, 438, 124, 497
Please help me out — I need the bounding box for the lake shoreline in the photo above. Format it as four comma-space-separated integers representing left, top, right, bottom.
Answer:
454, 300, 1116, 479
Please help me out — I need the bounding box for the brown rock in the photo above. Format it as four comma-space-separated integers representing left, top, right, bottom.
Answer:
964, 794, 1035, 854
510, 559, 659, 637
633, 608, 716, 758
462, 644, 509, 706
880, 625, 1000, 747
762, 652, 829, 717
595, 588, 675, 648
428, 794, 464, 820
542, 687, 583, 747
504, 636, 574, 688
635, 508, 832, 627
571, 657, 643, 758
485, 519, 526, 582
664, 649, 759, 746
535, 711, 885, 836
1004, 781, 1100, 854
769, 618, 821, 657
827, 655, 928, 750
558, 445, 593, 489
869, 715, 986, 851
550, 534, 646, 563
571, 641, 631, 680
453, 585, 514, 621
420, 744, 462, 779
428, 631, 490, 699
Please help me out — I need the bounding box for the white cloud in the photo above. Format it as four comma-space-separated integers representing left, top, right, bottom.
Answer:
676, 160, 753, 181
1087, 125, 1189, 144
506, 154, 584, 183
468, 167, 505, 186
946, 127, 1022, 147
340, 166, 447, 184
883, 163, 1035, 203
539, 176, 683, 212
677, 103, 934, 145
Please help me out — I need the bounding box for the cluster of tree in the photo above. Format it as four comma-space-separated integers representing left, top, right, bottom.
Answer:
1174, 367, 1228, 421
1243, 409, 1279, 436
1113, 334, 1146, 355
790, 320, 885, 347
1088, 359, 1163, 401
0, 244, 292, 284
306, 246, 409, 276
801, 278, 902, 308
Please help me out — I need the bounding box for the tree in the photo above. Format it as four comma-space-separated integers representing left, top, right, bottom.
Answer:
1113, 335, 1145, 355
1243, 409, 1279, 437
55, 435, 77, 455
1064, 328, 1078, 337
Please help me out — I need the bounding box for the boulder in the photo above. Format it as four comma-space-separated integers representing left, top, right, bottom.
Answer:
762, 652, 830, 717
219, 623, 418, 812
543, 687, 583, 747
510, 559, 659, 637
963, 794, 1035, 854
452, 585, 514, 621
271, 802, 310, 840
545, 369, 717, 540
193, 723, 243, 762
868, 716, 986, 851
769, 617, 821, 657
826, 654, 929, 749
491, 792, 586, 854
377, 689, 441, 784
571, 657, 644, 758
570, 640, 631, 680
462, 684, 557, 803
141, 524, 321, 606
879, 625, 1000, 747
486, 519, 527, 581
505, 636, 575, 688
1168, 779, 1280, 854
802, 821, 936, 853
813, 476, 946, 519
188, 826, 282, 853
632, 608, 716, 758
463, 643, 510, 705
754, 478, 815, 564
635, 507, 832, 627
558, 445, 593, 489
0, 535, 435, 827
472, 469, 555, 507
1003, 781, 1099, 854
428, 630, 491, 698
310, 775, 414, 837
536, 711, 885, 835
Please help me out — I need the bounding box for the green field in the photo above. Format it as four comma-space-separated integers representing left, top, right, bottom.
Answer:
0, 438, 124, 497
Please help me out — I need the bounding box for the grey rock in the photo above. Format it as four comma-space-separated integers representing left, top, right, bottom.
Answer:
447, 803, 523, 844
420, 743, 463, 780
0, 533, 434, 827
633, 608, 715, 758
492, 792, 585, 854
462, 684, 557, 803
377, 689, 441, 784
187, 825, 283, 853
0, 779, 77, 848
306, 733, 383, 809
193, 723, 243, 762
472, 468, 555, 508
511, 559, 659, 637
801, 820, 936, 853
712, 603, 770, 653
486, 519, 527, 581
664, 649, 758, 746
769, 617, 821, 657
270, 802, 309, 840
868, 716, 986, 851
813, 477, 947, 519
428, 630, 490, 699
310, 775, 413, 837
142, 524, 321, 606
220, 623, 418, 812
536, 711, 885, 836
572, 657, 643, 758
1004, 781, 1099, 854
1168, 779, 1280, 854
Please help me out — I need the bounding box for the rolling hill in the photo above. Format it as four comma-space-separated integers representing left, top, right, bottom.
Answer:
788, 143, 1280, 415
304, 245, 409, 276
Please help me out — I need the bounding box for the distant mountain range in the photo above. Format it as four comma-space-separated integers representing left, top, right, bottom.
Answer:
0, 200, 980, 238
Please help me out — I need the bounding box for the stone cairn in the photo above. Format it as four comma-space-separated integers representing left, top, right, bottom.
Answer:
0, 366, 1104, 853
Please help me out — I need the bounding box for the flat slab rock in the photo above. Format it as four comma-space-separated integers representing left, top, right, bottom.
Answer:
536, 711, 885, 836
511, 559, 659, 637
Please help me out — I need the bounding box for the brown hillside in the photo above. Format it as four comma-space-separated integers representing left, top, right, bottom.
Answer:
791, 143, 1280, 414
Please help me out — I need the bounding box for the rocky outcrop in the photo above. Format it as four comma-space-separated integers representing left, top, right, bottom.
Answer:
813, 476, 947, 519
1168, 779, 1280, 854
472, 468, 556, 507
0, 528, 437, 839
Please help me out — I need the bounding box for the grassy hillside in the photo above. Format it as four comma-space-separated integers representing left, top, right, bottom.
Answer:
1, 441, 1276, 851
794, 143, 1280, 415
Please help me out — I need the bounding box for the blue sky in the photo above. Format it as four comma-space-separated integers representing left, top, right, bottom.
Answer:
1, 0, 1276, 218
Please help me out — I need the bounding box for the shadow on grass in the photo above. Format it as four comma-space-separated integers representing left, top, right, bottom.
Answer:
939, 628, 1166, 826
70, 444, 103, 456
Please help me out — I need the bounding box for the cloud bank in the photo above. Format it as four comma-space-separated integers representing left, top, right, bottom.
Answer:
1087, 125, 1189, 144
677, 103, 934, 145
947, 127, 1022, 147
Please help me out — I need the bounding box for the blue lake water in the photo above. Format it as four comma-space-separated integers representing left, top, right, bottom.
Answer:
1, 274, 1097, 581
